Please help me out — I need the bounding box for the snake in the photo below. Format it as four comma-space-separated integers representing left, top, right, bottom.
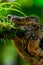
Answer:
0, 14, 43, 65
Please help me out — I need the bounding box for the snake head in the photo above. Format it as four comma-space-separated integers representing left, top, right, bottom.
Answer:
7, 15, 40, 39
7, 14, 39, 25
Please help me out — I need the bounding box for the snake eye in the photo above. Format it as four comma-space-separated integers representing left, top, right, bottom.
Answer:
39, 38, 43, 50
7, 15, 13, 20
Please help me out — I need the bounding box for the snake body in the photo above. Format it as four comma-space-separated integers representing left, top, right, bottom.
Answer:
7, 15, 43, 65
0, 14, 43, 65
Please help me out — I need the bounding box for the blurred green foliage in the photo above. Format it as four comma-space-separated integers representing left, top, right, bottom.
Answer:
34, 0, 43, 7
16, 0, 34, 8
0, 0, 43, 65
0, 2, 26, 16
0, 1, 28, 65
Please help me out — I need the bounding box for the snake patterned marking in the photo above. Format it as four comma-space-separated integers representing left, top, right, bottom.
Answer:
7, 15, 43, 65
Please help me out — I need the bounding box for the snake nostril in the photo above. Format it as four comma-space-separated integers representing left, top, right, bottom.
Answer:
39, 38, 43, 50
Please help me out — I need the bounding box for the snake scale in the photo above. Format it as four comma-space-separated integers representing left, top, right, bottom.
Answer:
1, 14, 43, 65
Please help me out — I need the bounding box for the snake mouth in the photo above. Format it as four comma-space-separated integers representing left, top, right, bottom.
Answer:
39, 38, 43, 50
